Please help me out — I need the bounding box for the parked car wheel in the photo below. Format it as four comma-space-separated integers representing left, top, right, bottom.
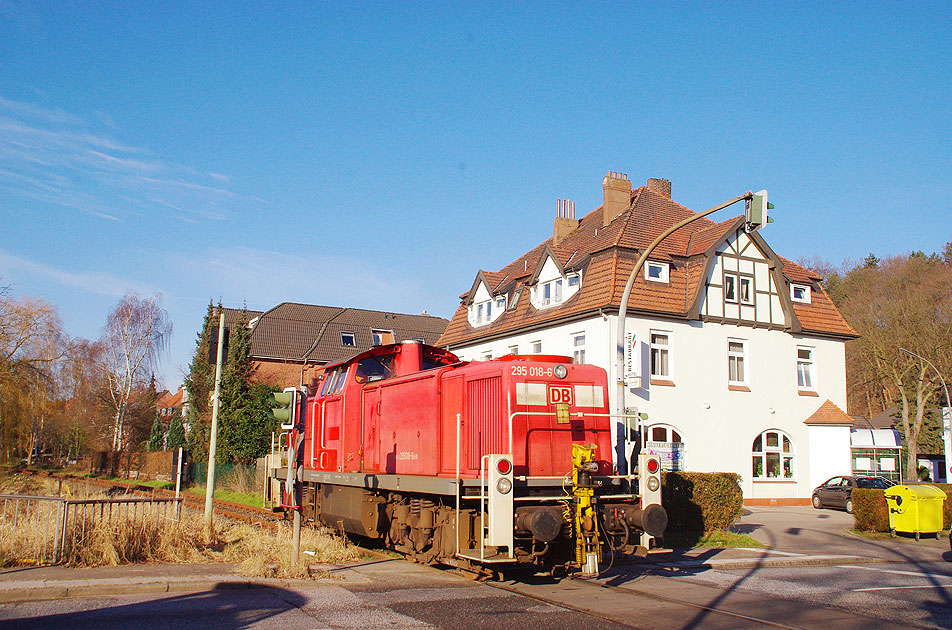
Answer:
845, 498, 853, 514
812, 494, 821, 509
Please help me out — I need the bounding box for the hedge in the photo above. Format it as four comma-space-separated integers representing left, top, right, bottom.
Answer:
662, 472, 743, 534
852, 483, 951, 532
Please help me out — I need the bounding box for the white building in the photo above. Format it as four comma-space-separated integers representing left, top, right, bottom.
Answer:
438, 174, 858, 503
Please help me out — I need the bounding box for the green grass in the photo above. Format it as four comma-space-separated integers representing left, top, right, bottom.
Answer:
663, 529, 767, 549
184, 486, 261, 508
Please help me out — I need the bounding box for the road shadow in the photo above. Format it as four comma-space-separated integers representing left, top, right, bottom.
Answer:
0, 584, 307, 630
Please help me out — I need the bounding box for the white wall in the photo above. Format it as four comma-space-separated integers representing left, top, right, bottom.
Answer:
809, 425, 852, 490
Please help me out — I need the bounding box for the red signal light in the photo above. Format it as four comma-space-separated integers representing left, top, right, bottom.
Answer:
496, 458, 512, 475
646, 457, 660, 474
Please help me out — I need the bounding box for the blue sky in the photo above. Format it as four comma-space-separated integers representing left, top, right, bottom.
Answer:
2, 2, 950, 388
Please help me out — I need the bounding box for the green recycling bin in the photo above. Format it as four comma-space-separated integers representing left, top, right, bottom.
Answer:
883, 484, 946, 540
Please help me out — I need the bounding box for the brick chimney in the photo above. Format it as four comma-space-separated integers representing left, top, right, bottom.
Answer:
646, 177, 671, 199
602, 171, 631, 226
553, 199, 578, 246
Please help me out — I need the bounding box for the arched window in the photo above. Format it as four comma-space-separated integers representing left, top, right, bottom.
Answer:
752, 429, 794, 479
643, 424, 685, 471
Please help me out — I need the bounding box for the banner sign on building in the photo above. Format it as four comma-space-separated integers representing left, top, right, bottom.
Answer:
646, 441, 684, 472
624, 332, 641, 388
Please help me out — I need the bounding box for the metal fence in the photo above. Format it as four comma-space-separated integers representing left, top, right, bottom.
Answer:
0, 494, 182, 565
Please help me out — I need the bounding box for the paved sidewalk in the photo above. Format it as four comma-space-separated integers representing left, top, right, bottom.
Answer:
0, 562, 362, 604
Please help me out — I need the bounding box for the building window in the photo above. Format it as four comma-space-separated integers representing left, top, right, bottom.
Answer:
481, 350, 493, 361
507, 345, 519, 356
739, 276, 754, 305
341, 332, 356, 347
508, 288, 522, 311
371, 329, 394, 346
728, 339, 747, 386
650, 331, 671, 379
542, 279, 563, 306
531, 340, 542, 354
572, 334, 585, 364
752, 430, 794, 479
797, 346, 815, 390
645, 261, 669, 283
791, 284, 811, 303
724, 273, 738, 303
495, 296, 506, 312
567, 274, 580, 287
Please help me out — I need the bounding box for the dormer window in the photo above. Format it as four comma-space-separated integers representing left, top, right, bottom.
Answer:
475, 301, 490, 325
791, 284, 811, 303
542, 279, 563, 306
495, 296, 506, 311
508, 289, 521, 311
645, 261, 669, 283
341, 331, 356, 347
567, 273, 580, 288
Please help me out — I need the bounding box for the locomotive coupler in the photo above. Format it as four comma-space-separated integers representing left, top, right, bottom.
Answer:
571, 443, 602, 576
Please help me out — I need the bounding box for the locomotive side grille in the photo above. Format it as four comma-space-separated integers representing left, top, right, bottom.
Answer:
466, 376, 505, 470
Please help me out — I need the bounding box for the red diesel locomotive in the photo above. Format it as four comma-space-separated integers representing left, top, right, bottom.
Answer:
266, 340, 666, 575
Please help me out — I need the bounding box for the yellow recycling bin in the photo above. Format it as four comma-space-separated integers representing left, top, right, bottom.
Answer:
883, 484, 946, 540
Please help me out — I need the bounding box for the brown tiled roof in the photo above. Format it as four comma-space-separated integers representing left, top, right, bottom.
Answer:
780, 259, 857, 338
249, 302, 449, 364
220, 307, 264, 330
804, 400, 854, 426
438, 180, 856, 347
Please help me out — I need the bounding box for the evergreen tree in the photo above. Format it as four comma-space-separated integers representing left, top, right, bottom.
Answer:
166, 412, 186, 451
146, 413, 164, 451
185, 301, 217, 461
217, 308, 273, 464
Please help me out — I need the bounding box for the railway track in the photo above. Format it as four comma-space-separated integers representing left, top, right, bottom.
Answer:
17, 469, 282, 531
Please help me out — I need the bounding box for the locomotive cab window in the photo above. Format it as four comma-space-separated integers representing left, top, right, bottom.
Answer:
356, 355, 393, 382
320, 369, 338, 396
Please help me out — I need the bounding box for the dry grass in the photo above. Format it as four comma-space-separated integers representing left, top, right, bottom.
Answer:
224, 522, 361, 579
219, 466, 257, 495
0, 471, 361, 577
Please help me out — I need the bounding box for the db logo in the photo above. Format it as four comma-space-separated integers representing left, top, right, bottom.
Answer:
548, 385, 573, 406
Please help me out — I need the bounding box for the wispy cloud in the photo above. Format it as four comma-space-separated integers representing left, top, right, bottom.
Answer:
174, 246, 434, 316
0, 96, 250, 222
0, 248, 158, 298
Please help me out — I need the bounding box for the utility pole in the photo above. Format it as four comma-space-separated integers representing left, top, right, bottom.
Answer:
614, 192, 755, 473
204, 312, 225, 538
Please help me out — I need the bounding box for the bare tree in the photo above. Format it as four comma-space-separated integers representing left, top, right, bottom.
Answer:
0, 283, 67, 462
100, 293, 172, 451
835, 252, 952, 478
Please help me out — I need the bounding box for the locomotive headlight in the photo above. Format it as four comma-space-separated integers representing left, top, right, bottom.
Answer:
554, 364, 567, 379
646, 476, 660, 492
496, 477, 513, 495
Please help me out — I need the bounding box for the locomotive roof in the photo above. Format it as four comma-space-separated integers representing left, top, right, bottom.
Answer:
320, 341, 461, 372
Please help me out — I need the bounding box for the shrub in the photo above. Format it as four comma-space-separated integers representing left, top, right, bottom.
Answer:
662, 472, 743, 535
851, 488, 889, 531
852, 483, 951, 532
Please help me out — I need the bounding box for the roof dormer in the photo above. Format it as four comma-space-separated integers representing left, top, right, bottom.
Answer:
466, 274, 507, 328
528, 253, 582, 310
